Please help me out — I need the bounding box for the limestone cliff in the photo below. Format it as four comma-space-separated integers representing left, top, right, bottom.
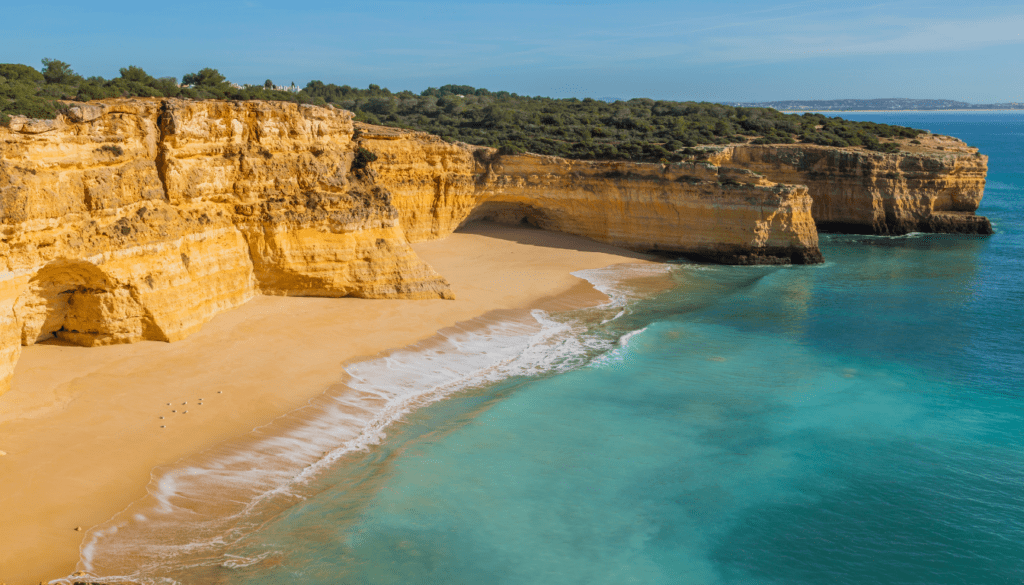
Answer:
0, 100, 991, 395
359, 124, 821, 264
354, 124, 478, 243
0, 99, 451, 393
155, 100, 451, 299
359, 123, 989, 255
470, 153, 821, 264
721, 142, 991, 235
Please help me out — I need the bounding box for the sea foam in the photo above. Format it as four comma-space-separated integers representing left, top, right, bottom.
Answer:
69, 262, 672, 583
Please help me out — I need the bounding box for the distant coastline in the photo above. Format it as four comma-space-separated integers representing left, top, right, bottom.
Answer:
779, 109, 1023, 113
725, 98, 1024, 113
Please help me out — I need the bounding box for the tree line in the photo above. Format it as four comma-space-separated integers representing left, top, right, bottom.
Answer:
1, 60, 922, 161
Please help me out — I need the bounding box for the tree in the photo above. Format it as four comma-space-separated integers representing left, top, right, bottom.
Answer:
119, 65, 155, 84
0, 63, 44, 84
481, 104, 513, 127
0, 58, 925, 157
153, 77, 180, 97
182, 68, 227, 89
40, 58, 81, 85
365, 96, 396, 116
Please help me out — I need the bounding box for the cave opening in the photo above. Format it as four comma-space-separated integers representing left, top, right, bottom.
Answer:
15, 260, 127, 347
458, 201, 551, 231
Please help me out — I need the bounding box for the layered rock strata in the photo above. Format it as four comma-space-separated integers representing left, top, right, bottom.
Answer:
0, 99, 451, 393
354, 124, 478, 242
469, 153, 821, 264
722, 144, 991, 235
359, 125, 821, 264
362, 124, 990, 242
0, 101, 990, 394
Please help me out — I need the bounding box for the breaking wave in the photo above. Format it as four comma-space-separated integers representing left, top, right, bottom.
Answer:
65, 262, 673, 584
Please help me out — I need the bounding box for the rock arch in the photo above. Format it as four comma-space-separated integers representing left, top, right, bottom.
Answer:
13, 259, 164, 347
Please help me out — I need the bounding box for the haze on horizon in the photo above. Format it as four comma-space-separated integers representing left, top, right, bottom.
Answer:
4, 0, 1022, 104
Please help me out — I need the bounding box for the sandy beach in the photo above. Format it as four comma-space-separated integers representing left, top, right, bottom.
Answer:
0, 222, 656, 584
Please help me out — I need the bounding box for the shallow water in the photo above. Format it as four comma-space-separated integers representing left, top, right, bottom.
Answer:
79, 112, 1024, 584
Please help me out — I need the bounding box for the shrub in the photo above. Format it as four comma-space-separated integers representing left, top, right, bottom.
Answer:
869, 142, 901, 154
6, 94, 60, 119
351, 146, 378, 171
353, 110, 381, 124
498, 144, 524, 155
0, 63, 44, 84
97, 144, 125, 156
0, 58, 932, 164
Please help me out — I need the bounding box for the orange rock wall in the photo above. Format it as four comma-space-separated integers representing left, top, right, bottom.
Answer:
470, 153, 821, 264
0, 103, 991, 394
355, 124, 478, 242
0, 99, 451, 394
726, 145, 991, 234
360, 127, 822, 264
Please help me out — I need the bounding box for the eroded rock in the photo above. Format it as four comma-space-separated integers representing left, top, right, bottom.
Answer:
0, 100, 990, 395
0, 99, 451, 393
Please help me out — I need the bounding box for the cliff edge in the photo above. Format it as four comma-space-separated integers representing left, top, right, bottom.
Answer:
0, 100, 990, 394
724, 142, 991, 235
0, 99, 452, 393
358, 123, 822, 264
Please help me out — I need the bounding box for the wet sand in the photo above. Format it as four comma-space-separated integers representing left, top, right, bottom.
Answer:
0, 222, 654, 584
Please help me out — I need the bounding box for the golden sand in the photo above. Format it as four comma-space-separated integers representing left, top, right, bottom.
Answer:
0, 223, 654, 584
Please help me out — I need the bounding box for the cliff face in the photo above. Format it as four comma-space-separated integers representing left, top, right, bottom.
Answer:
359, 125, 821, 264
0, 101, 991, 394
724, 144, 991, 235
361, 124, 992, 251
469, 153, 821, 264
155, 100, 451, 299
0, 99, 451, 393
355, 124, 478, 242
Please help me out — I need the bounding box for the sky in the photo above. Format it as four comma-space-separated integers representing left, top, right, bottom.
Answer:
4, 0, 1023, 103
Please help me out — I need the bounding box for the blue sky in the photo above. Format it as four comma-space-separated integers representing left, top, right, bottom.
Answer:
4, 0, 1022, 102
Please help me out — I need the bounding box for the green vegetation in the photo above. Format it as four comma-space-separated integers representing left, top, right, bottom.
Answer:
2, 60, 923, 160
351, 146, 378, 171
0, 60, 319, 124
96, 144, 124, 156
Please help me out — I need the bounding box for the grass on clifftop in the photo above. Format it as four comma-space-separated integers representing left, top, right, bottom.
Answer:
1, 60, 924, 162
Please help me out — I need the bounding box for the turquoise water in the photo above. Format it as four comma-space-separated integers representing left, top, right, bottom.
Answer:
86, 113, 1024, 584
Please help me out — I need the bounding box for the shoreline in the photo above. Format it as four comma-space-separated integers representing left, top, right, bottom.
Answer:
778, 109, 1023, 113
74, 279, 661, 579
0, 222, 660, 585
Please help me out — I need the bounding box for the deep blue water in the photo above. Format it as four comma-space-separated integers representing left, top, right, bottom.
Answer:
96, 113, 1024, 584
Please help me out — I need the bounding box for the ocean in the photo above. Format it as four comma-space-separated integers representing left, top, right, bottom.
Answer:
77, 112, 1024, 584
